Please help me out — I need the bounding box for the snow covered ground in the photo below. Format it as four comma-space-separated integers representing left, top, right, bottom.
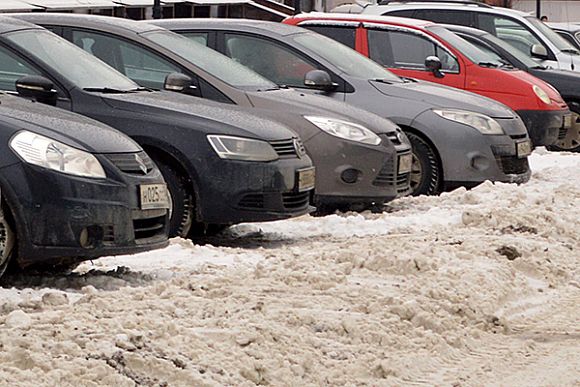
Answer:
1, 149, 579, 386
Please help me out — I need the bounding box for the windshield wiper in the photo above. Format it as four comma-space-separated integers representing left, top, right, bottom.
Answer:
83, 87, 132, 94
561, 49, 580, 55
478, 61, 501, 68
371, 78, 394, 84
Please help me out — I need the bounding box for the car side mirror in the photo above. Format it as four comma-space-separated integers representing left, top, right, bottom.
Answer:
164, 73, 199, 96
530, 44, 548, 59
15, 75, 58, 106
304, 70, 338, 91
425, 56, 444, 78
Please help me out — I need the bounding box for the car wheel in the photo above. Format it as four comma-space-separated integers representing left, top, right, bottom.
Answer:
155, 160, 194, 238
188, 224, 229, 238
0, 200, 16, 280
547, 103, 580, 152
406, 132, 442, 196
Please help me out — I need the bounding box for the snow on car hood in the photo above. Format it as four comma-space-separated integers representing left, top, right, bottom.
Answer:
0, 94, 141, 153
371, 79, 517, 119
101, 90, 298, 141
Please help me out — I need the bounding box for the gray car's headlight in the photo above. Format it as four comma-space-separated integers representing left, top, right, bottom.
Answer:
304, 116, 382, 145
433, 109, 504, 135
207, 135, 278, 161
10, 131, 106, 178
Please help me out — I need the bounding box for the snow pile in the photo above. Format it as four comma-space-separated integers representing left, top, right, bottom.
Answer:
0, 149, 578, 386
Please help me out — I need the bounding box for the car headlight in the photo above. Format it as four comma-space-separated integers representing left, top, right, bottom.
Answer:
432, 109, 504, 135
533, 85, 551, 105
304, 116, 382, 145
10, 131, 106, 178
207, 135, 278, 161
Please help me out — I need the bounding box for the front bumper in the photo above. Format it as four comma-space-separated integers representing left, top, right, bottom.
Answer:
195, 153, 315, 224
0, 159, 169, 268
303, 130, 412, 208
516, 109, 570, 147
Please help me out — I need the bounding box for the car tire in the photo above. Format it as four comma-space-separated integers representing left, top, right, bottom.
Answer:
406, 132, 442, 196
188, 224, 229, 238
547, 103, 580, 153
0, 199, 16, 280
155, 160, 194, 238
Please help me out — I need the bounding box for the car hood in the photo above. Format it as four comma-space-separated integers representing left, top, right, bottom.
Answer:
100, 90, 297, 141
0, 94, 141, 153
530, 67, 580, 98
246, 88, 401, 134
370, 79, 516, 119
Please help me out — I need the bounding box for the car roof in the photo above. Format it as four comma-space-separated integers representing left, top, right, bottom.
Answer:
441, 23, 489, 36
148, 18, 305, 37
0, 15, 42, 34
289, 11, 435, 28
547, 22, 580, 33
363, 2, 532, 18
11, 13, 161, 35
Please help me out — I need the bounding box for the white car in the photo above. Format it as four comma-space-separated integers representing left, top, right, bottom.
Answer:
336, 0, 580, 71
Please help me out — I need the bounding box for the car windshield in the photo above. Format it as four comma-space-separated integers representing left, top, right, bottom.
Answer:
292, 32, 403, 83
427, 26, 503, 66
6, 29, 139, 91
480, 31, 542, 68
144, 30, 278, 90
526, 16, 580, 54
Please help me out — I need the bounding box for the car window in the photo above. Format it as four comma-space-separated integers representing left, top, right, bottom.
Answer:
302, 26, 356, 49
383, 9, 415, 18
555, 30, 580, 50
477, 14, 546, 57
71, 29, 182, 90
0, 45, 42, 91
181, 32, 209, 46
414, 9, 474, 26
368, 28, 459, 72
224, 33, 318, 87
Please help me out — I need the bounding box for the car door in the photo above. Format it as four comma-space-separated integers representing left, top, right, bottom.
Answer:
365, 25, 465, 89
215, 31, 348, 101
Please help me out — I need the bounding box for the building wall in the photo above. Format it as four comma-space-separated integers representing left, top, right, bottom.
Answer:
513, 0, 580, 22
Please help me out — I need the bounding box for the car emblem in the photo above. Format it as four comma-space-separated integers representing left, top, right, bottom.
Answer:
134, 154, 148, 174
293, 138, 305, 158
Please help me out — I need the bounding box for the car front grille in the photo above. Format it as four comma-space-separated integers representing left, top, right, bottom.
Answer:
496, 156, 530, 175
282, 191, 310, 209
372, 153, 411, 194
558, 126, 568, 140
238, 194, 264, 209
269, 138, 304, 158
133, 214, 166, 240
384, 130, 402, 145
105, 151, 154, 175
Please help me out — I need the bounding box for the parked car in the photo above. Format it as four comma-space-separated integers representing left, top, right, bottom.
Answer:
0, 93, 169, 279
156, 18, 533, 196
286, 13, 571, 149
0, 16, 315, 239
353, 0, 580, 72
547, 23, 580, 50
13, 13, 413, 213
447, 23, 580, 152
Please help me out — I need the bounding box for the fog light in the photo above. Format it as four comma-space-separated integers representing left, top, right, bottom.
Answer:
79, 225, 103, 249
341, 168, 361, 184
470, 155, 491, 171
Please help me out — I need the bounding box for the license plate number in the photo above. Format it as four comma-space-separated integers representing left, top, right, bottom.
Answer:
563, 114, 573, 128
140, 184, 170, 210
516, 140, 532, 158
398, 153, 413, 174
297, 167, 315, 192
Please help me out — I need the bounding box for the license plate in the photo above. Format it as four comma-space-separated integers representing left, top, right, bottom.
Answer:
516, 140, 532, 158
563, 114, 573, 128
139, 184, 170, 210
297, 167, 315, 192
398, 153, 413, 174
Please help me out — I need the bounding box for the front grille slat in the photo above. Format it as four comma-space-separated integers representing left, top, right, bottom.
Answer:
496, 156, 529, 175
282, 191, 310, 209
133, 215, 166, 240
270, 137, 305, 159
105, 151, 154, 175
558, 127, 568, 140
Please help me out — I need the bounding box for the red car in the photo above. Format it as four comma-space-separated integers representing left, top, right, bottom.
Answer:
284, 13, 571, 147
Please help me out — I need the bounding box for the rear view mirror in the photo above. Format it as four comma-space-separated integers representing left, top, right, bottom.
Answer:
15, 75, 58, 106
304, 70, 338, 92
425, 56, 444, 78
530, 44, 548, 59
164, 73, 199, 96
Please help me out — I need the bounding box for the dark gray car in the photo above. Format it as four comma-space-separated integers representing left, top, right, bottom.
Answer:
14, 13, 413, 213
151, 19, 532, 195
0, 16, 315, 239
